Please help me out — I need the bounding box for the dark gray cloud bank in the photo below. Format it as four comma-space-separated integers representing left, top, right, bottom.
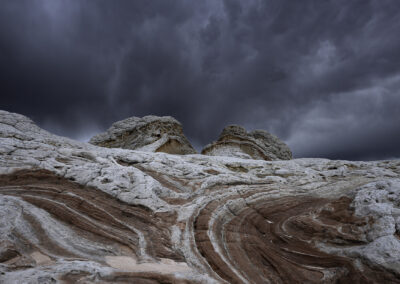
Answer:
1, 0, 400, 160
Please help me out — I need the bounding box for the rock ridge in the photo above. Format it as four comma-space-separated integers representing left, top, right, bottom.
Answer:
1, 109, 400, 283
89, 115, 292, 161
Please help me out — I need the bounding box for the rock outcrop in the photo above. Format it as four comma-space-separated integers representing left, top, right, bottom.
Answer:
1, 109, 400, 283
202, 125, 292, 160
89, 115, 196, 155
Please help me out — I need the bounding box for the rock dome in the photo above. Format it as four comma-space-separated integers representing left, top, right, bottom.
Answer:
202, 124, 292, 160
89, 115, 196, 155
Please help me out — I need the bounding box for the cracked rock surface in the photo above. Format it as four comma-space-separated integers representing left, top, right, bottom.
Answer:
1, 110, 400, 283
202, 125, 292, 161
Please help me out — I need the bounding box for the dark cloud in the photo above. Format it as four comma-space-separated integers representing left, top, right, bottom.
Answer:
1, 0, 400, 160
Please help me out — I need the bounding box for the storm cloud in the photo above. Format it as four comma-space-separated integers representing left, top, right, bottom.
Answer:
1, 0, 400, 160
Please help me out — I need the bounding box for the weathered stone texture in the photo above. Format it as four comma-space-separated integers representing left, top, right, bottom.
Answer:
1, 110, 400, 283
202, 124, 292, 161
89, 115, 197, 155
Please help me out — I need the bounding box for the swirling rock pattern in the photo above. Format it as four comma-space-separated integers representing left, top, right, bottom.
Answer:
1, 110, 400, 283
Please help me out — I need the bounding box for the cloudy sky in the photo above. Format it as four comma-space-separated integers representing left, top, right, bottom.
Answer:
1, 0, 400, 160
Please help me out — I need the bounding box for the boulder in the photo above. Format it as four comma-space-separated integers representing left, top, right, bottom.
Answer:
89, 115, 196, 155
202, 124, 292, 160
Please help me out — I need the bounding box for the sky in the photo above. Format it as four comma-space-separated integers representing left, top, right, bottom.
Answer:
1, 0, 400, 160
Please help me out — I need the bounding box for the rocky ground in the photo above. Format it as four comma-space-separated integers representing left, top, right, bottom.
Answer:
1, 110, 400, 283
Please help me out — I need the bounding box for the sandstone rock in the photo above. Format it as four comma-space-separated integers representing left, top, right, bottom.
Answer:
89, 115, 197, 155
202, 124, 292, 160
1, 110, 400, 283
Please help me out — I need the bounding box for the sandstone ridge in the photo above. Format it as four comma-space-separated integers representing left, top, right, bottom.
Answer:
1, 109, 400, 283
202, 124, 292, 160
89, 115, 197, 155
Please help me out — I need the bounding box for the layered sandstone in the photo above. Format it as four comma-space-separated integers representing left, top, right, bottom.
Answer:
89, 115, 196, 155
202, 125, 292, 161
1, 110, 400, 283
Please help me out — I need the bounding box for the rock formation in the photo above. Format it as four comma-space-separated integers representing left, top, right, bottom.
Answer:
1, 109, 400, 283
202, 125, 292, 161
89, 115, 196, 155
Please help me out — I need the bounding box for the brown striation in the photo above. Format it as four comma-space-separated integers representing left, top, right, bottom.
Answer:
0, 169, 188, 283
2, 169, 400, 283
194, 193, 400, 283
2, 110, 400, 283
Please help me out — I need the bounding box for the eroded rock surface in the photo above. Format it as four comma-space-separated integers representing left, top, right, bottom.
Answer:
89, 115, 196, 155
202, 125, 292, 161
1, 110, 400, 283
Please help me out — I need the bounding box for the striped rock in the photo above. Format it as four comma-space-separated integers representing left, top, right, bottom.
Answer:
1, 110, 400, 283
